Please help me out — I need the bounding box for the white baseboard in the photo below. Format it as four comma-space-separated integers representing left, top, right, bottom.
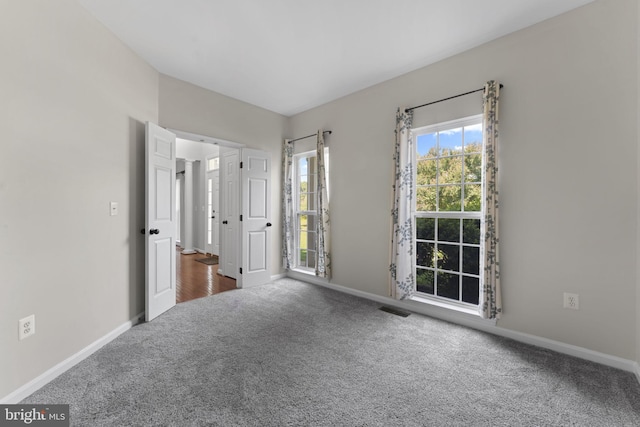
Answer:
0, 312, 144, 404
270, 273, 287, 281
287, 271, 640, 379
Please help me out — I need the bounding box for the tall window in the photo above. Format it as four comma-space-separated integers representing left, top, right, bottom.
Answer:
294, 151, 318, 270
413, 115, 483, 306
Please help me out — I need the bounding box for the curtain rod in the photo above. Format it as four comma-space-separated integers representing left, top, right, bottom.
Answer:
405, 84, 504, 113
288, 130, 332, 144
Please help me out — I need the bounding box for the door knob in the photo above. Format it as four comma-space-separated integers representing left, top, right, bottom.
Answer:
266, 222, 272, 227
211, 216, 215, 219
222, 220, 228, 224
150, 229, 160, 235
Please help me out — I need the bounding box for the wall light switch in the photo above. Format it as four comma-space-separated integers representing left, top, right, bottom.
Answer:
110, 201, 118, 216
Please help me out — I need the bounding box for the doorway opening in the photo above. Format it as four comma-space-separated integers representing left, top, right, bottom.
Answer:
174, 131, 243, 304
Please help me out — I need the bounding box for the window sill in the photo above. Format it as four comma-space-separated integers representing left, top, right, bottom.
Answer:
290, 267, 315, 276
409, 294, 481, 317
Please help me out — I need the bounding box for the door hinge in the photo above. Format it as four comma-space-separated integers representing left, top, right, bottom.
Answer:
240, 161, 243, 169
239, 267, 243, 274
240, 214, 243, 221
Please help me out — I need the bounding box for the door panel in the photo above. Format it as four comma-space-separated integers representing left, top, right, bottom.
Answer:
241, 148, 271, 288
220, 150, 238, 278
145, 122, 176, 321
213, 172, 220, 255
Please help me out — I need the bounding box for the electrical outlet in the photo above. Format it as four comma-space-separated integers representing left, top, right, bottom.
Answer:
563, 293, 579, 310
19, 314, 35, 340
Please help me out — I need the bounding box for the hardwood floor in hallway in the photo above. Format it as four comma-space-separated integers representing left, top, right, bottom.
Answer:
176, 247, 236, 303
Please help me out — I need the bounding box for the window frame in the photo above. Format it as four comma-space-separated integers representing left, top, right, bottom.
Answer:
412, 114, 484, 310
293, 150, 318, 272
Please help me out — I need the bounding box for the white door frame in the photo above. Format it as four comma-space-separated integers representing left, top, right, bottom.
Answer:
154, 128, 272, 296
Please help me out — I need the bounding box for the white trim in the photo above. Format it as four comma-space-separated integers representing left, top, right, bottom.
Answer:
270, 273, 287, 281
287, 272, 640, 379
0, 312, 144, 404
168, 128, 245, 149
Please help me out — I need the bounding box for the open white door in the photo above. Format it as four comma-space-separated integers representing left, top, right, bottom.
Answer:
145, 122, 177, 321
220, 150, 239, 278
239, 148, 271, 288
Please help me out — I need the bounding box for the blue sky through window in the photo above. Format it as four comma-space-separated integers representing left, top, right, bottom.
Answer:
417, 124, 482, 156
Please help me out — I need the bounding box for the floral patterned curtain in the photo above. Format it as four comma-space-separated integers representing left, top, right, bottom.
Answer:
390, 109, 415, 300
315, 131, 331, 278
480, 80, 502, 319
281, 139, 294, 269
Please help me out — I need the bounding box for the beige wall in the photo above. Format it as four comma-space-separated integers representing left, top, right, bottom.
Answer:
159, 75, 288, 279
288, 0, 639, 360
0, 0, 159, 399
637, 0, 640, 370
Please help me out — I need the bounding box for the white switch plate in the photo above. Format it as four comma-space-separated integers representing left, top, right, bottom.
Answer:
110, 201, 118, 216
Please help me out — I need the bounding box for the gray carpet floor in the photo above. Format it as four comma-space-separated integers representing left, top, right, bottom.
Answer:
23, 278, 640, 426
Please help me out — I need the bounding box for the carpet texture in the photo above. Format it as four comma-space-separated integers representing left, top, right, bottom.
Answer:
23, 279, 640, 426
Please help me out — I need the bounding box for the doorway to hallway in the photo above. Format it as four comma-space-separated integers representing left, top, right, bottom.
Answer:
175, 247, 236, 303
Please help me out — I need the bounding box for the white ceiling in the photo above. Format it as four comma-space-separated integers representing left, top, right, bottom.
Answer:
77, 0, 594, 117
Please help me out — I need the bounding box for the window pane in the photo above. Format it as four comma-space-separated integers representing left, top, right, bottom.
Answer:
462, 246, 480, 275
437, 218, 460, 243
464, 154, 482, 183
417, 133, 437, 159
437, 272, 459, 300
462, 276, 479, 305
416, 269, 434, 294
299, 249, 308, 265
417, 242, 435, 268
439, 128, 462, 156
307, 231, 317, 251
416, 217, 435, 240
299, 231, 308, 250
438, 244, 459, 272
307, 250, 316, 269
438, 185, 461, 211
464, 124, 482, 153
416, 187, 436, 211
307, 192, 316, 211
416, 159, 437, 185
299, 178, 308, 194
307, 214, 317, 232
298, 157, 309, 175
463, 219, 481, 244
438, 156, 462, 184
299, 214, 308, 231
464, 184, 481, 211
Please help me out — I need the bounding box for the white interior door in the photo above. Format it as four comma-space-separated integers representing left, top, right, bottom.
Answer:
205, 171, 220, 256
145, 122, 176, 321
220, 150, 239, 278
240, 148, 271, 288
212, 172, 220, 255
